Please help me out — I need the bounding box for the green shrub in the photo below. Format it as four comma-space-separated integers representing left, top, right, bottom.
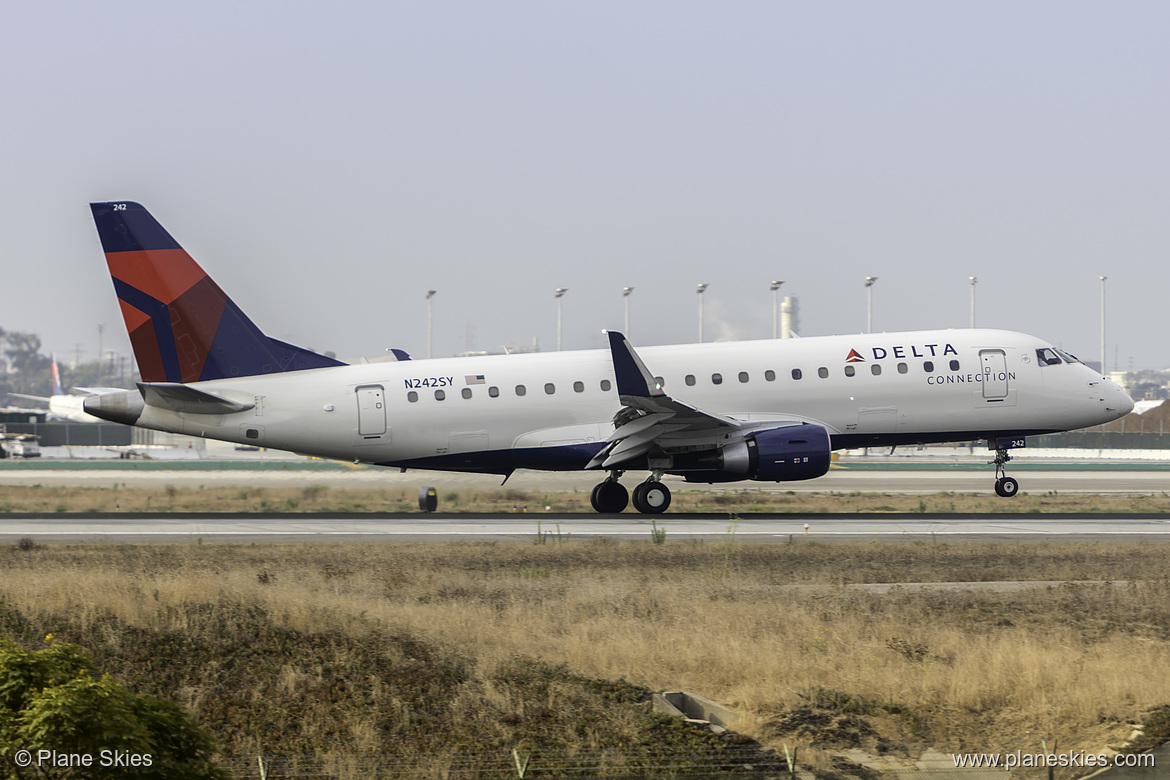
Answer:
0, 638, 225, 779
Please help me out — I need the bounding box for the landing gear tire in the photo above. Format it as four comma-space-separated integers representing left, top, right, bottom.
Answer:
991, 447, 1018, 498
632, 481, 671, 514
590, 480, 629, 513
994, 476, 1019, 498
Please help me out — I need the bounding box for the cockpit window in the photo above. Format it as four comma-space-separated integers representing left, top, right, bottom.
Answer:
1054, 348, 1080, 364
1036, 348, 1063, 366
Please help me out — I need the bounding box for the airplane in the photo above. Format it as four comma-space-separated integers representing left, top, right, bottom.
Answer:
6, 356, 122, 423
82, 201, 1134, 513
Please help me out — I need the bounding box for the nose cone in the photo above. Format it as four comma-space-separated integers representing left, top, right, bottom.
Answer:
1104, 378, 1135, 419
1118, 388, 1135, 415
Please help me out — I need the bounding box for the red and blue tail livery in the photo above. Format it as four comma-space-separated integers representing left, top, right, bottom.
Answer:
90, 201, 345, 383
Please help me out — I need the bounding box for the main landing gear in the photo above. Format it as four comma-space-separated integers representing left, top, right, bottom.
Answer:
992, 448, 1019, 497
632, 480, 671, 514
590, 475, 628, 513
590, 472, 672, 514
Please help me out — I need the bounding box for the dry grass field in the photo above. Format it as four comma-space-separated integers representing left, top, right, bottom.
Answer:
2, 537, 1169, 777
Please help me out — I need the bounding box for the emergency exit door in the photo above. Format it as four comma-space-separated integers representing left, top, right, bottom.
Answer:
356, 385, 387, 437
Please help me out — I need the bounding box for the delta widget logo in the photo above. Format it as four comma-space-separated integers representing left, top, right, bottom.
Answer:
846, 343, 958, 363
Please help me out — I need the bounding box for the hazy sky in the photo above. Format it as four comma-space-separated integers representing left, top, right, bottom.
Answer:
3, 2, 1168, 372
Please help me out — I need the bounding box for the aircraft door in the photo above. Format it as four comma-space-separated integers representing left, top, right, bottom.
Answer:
356, 385, 387, 437
979, 350, 1009, 399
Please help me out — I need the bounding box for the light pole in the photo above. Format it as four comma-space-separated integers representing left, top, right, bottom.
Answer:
865, 276, 878, 334
555, 288, 568, 351
770, 280, 784, 339
696, 283, 708, 342
425, 290, 437, 358
97, 324, 104, 383
1099, 276, 1107, 376
623, 286, 634, 336
969, 276, 977, 329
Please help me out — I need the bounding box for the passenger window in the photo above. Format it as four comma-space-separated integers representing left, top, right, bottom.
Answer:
545, 383, 556, 395
765, 370, 776, 381
488, 386, 500, 398
792, 369, 802, 380
738, 372, 749, 383
600, 380, 612, 392
949, 360, 960, 371
871, 365, 882, 376
685, 374, 696, 387
712, 373, 723, 385
407, 391, 419, 403
655, 376, 665, 388
435, 389, 446, 401
1037, 348, 1062, 366
897, 363, 908, 374
818, 367, 828, 379
573, 381, 584, 393
844, 365, 855, 377
924, 361, 934, 373
515, 385, 526, 396
461, 388, 472, 399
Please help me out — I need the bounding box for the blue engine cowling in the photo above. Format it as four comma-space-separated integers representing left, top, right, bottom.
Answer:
717, 423, 832, 481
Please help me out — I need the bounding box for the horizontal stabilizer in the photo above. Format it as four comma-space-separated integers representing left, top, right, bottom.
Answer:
71, 387, 129, 396
139, 382, 255, 415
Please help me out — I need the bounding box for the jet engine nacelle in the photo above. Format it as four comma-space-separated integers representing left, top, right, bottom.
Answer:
718, 423, 832, 482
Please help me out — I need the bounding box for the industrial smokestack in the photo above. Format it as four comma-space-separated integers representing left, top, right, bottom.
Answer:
780, 296, 799, 339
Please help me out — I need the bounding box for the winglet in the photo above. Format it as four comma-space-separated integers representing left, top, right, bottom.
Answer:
606, 331, 664, 399
593, 330, 738, 471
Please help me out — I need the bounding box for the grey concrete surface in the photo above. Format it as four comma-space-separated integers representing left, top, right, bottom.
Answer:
2, 512, 1168, 544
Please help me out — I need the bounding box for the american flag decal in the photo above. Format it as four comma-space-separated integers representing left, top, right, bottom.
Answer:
465, 374, 486, 385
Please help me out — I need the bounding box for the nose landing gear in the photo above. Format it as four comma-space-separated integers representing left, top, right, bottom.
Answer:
992, 448, 1019, 497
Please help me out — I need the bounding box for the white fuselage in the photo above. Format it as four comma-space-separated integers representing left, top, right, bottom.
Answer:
121, 329, 1132, 478
48, 395, 105, 424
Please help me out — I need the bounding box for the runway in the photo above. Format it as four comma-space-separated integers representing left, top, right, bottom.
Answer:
3, 512, 1170, 544
4, 460, 1169, 543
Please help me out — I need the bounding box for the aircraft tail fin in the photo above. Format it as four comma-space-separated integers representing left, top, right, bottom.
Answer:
89, 201, 345, 384
50, 354, 64, 396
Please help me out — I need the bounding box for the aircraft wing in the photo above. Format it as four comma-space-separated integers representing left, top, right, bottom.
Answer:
587, 331, 744, 470
6, 393, 50, 404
